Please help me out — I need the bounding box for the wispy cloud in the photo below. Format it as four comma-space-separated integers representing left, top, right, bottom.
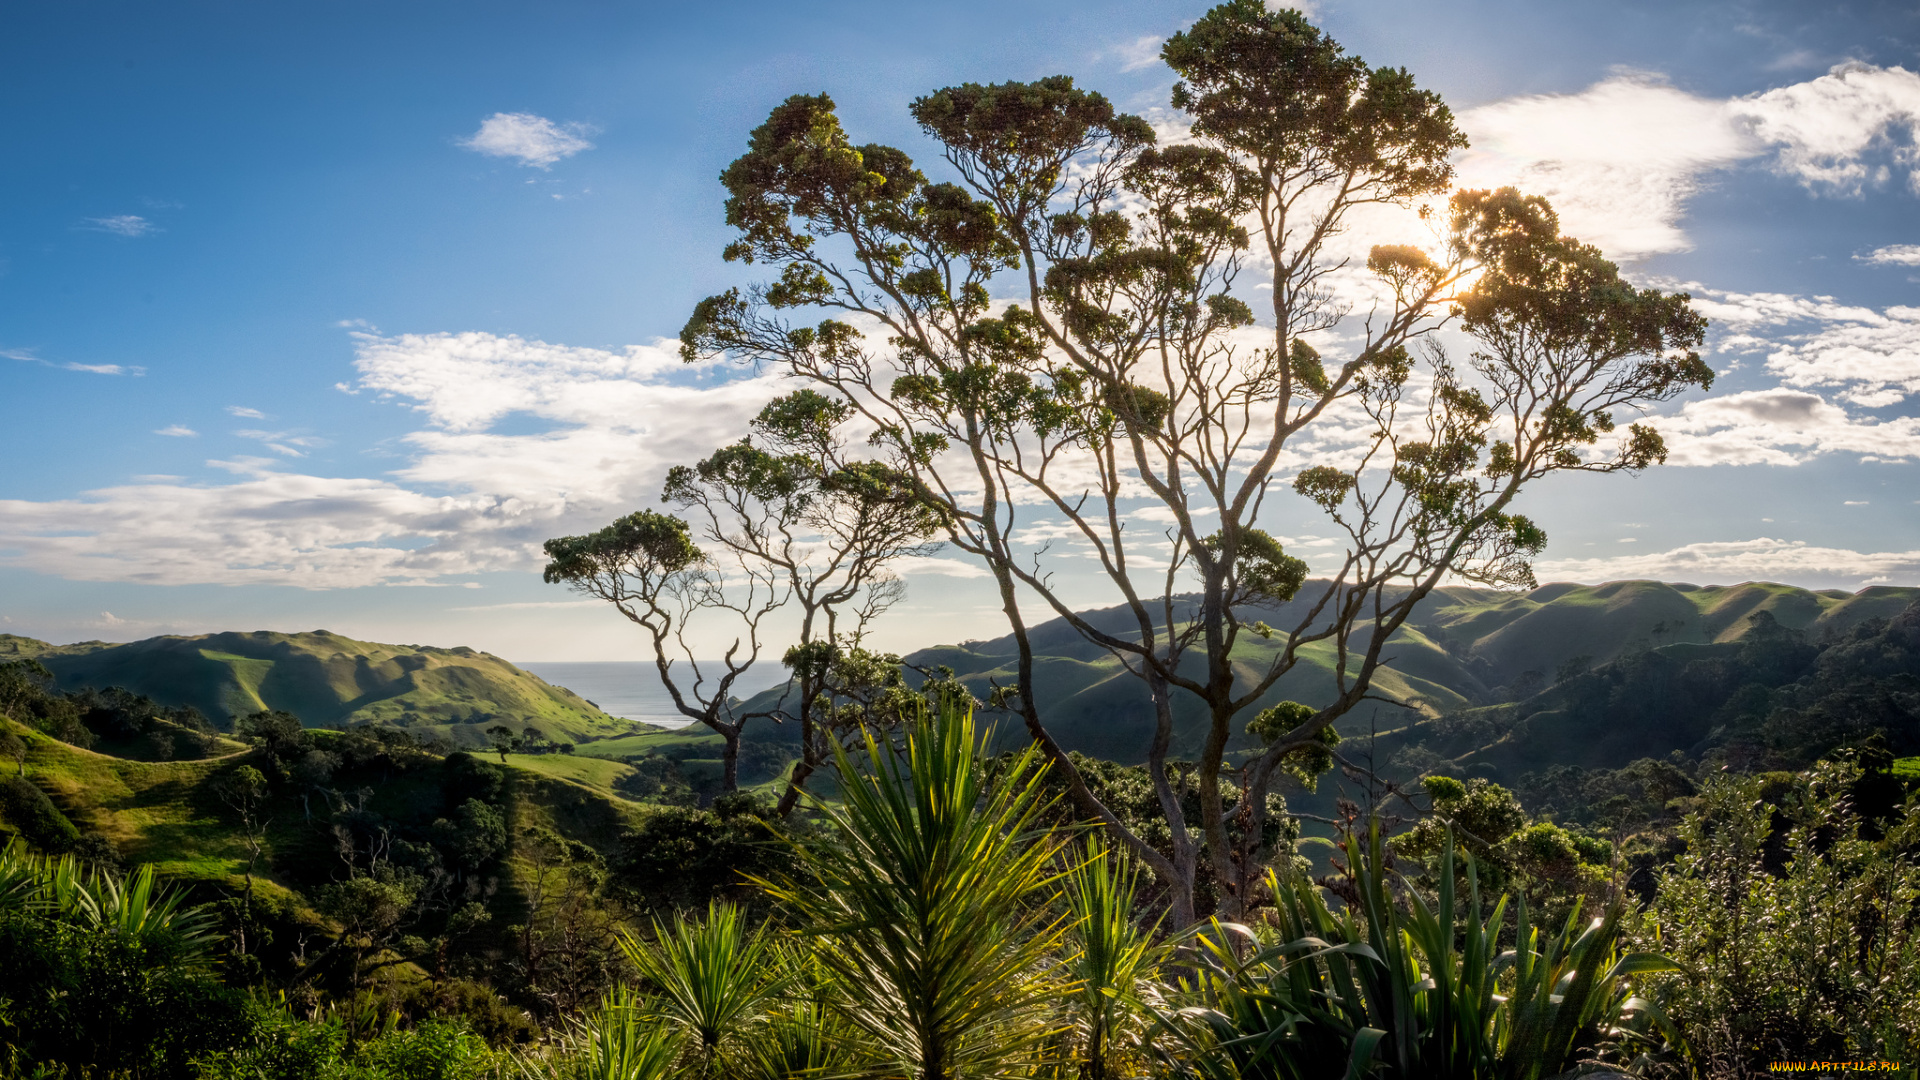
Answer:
461, 112, 595, 168
1678, 284, 1920, 408
65, 362, 144, 376
1858, 244, 1920, 266
227, 406, 268, 419
450, 599, 603, 612
234, 429, 324, 458
1108, 34, 1165, 72
5, 348, 144, 376
1535, 537, 1920, 588
80, 214, 159, 237
153, 425, 198, 438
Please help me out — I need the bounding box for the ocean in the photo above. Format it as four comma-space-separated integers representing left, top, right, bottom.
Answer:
517, 661, 789, 730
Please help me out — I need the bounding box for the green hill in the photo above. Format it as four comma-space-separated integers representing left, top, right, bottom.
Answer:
14, 629, 642, 748
1348, 589, 1920, 788
849, 579, 1920, 764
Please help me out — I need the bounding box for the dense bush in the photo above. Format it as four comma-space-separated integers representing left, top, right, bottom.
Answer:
607, 793, 797, 918
0, 774, 80, 852
1637, 760, 1920, 1073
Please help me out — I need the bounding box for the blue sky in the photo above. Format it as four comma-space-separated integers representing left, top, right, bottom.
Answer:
3, 0, 1918, 660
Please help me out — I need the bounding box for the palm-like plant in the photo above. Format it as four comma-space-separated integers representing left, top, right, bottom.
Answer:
0, 840, 219, 957
618, 900, 782, 1077
758, 697, 1068, 1080
1061, 837, 1166, 1080
735, 949, 873, 1080
558, 984, 682, 1080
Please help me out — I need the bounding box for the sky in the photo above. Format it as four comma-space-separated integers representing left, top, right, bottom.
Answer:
2, 0, 1918, 661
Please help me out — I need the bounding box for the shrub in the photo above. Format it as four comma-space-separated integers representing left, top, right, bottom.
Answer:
0, 774, 79, 852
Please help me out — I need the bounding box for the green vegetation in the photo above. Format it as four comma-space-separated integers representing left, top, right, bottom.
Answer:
17, 629, 637, 746
0, 661, 1916, 1076
3, 0, 1918, 1067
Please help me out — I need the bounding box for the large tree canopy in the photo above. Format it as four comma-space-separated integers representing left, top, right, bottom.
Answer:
680, 1, 1709, 921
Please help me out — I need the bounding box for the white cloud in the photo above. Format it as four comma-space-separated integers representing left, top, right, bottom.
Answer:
1678, 284, 1920, 408
80, 214, 158, 237
891, 555, 992, 579
1109, 34, 1165, 72
1534, 537, 1920, 587
1456, 74, 1751, 259
1128, 504, 1217, 524
0, 470, 508, 588
1651, 388, 1920, 466
1857, 244, 1920, 266
227, 406, 268, 419
1738, 63, 1920, 196
461, 113, 595, 168
154, 425, 198, 438
234, 429, 323, 458
0, 331, 785, 589
1453, 64, 1920, 259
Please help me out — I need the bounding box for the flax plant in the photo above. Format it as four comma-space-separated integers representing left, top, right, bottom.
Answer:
0, 839, 219, 954
1159, 824, 1677, 1079
759, 697, 1069, 1080
735, 947, 874, 1080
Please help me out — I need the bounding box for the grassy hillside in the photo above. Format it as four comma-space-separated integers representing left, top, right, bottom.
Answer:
588, 579, 1920, 774
21, 629, 641, 747
0, 716, 653, 920
1349, 590, 1920, 788
871, 579, 1920, 762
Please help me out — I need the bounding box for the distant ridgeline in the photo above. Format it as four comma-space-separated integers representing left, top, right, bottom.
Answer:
755, 579, 1920, 770
0, 630, 637, 748
5, 578, 1916, 772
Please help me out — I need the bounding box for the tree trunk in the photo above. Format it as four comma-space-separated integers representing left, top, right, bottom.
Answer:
720, 730, 740, 793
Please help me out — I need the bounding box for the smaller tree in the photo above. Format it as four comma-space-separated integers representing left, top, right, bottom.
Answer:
545, 510, 777, 793
547, 392, 942, 801
211, 764, 269, 955
0, 730, 25, 778
663, 391, 944, 812
485, 724, 522, 763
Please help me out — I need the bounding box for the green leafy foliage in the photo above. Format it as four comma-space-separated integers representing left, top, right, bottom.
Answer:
1639, 761, 1920, 1070
759, 699, 1068, 1080
1159, 823, 1674, 1079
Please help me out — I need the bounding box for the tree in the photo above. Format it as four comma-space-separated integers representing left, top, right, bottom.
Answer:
543, 511, 777, 794
544, 393, 941, 799
0, 730, 25, 778
236, 709, 308, 777
211, 765, 269, 954
681, 2, 1709, 921
485, 724, 522, 763
664, 391, 943, 814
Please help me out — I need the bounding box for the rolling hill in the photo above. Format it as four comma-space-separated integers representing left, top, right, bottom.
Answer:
5, 629, 643, 748
846, 579, 1920, 764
